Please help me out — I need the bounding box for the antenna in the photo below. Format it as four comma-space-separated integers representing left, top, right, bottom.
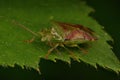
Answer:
12, 20, 39, 37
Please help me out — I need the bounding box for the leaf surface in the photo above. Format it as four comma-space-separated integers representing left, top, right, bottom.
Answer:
0, 0, 120, 72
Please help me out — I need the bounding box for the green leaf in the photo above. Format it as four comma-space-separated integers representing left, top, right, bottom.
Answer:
0, 0, 120, 72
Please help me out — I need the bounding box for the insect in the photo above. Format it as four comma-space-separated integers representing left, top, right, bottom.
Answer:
13, 20, 97, 60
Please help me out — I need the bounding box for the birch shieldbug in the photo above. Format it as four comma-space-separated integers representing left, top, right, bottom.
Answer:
13, 20, 97, 60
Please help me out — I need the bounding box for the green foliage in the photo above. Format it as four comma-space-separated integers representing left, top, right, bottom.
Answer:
0, 0, 120, 72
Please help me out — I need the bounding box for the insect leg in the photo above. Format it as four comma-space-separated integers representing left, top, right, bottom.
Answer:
24, 36, 35, 43
45, 43, 59, 59
48, 42, 61, 55
76, 45, 88, 54
54, 48, 62, 56
61, 44, 79, 61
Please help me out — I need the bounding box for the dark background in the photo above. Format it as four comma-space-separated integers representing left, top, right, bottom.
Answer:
0, 0, 120, 80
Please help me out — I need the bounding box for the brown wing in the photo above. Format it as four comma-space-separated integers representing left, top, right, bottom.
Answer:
71, 24, 94, 35
52, 21, 94, 34
52, 21, 76, 32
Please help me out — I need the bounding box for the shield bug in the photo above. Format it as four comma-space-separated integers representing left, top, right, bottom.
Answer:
13, 20, 97, 60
